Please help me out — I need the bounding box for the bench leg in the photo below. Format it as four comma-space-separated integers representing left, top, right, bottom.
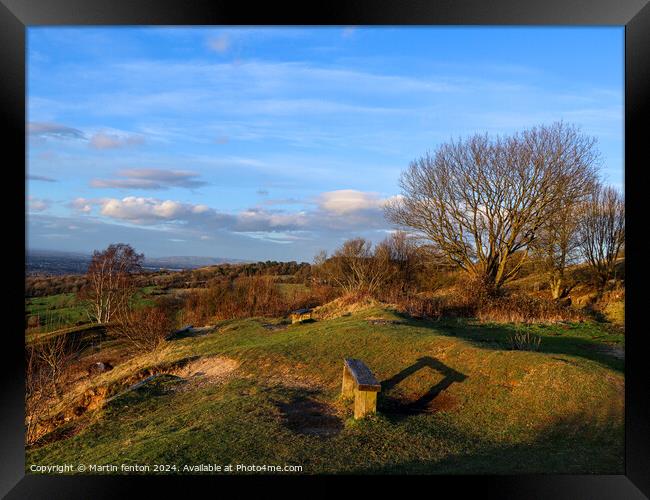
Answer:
341, 365, 355, 399
353, 389, 377, 419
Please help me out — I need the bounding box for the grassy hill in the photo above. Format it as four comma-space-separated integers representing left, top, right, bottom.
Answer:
26, 303, 624, 474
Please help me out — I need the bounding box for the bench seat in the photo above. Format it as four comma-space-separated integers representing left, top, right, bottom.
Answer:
342, 358, 381, 419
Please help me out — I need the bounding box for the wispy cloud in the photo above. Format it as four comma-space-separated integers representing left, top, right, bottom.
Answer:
27, 174, 58, 182
28, 121, 85, 140
90, 168, 207, 190
89, 131, 145, 149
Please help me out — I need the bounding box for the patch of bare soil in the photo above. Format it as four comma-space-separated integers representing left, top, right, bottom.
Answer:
174, 355, 240, 386
276, 395, 343, 437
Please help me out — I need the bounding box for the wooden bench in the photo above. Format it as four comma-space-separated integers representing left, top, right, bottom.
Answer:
341, 358, 381, 419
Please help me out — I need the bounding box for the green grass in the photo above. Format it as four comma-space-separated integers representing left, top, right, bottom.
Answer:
25, 293, 89, 332
25, 287, 161, 334
26, 306, 624, 474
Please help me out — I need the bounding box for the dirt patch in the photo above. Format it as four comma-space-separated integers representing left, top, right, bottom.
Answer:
174, 356, 240, 385
276, 396, 343, 437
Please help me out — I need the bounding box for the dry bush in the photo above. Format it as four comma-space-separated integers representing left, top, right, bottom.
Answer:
111, 305, 174, 351
180, 276, 335, 325
25, 335, 78, 445
476, 294, 583, 324
394, 293, 445, 320
392, 273, 584, 324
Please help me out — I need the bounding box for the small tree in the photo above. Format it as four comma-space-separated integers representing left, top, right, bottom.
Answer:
578, 185, 625, 290
81, 243, 144, 324
316, 238, 393, 295
375, 231, 422, 296
532, 194, 593, 300
385, 122, 599, 292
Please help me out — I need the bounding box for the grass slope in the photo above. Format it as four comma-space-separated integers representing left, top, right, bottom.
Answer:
27, 306, 624, 474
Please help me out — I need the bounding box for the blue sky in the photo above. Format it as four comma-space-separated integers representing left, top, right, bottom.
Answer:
26, 26, 624, 261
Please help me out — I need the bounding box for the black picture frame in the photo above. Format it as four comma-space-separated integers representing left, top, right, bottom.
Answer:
2, 1, 648, 497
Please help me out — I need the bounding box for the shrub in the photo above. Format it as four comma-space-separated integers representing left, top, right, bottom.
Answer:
179, 277, 335, 325
476, 294, 583, 324
110, 305, 174, 351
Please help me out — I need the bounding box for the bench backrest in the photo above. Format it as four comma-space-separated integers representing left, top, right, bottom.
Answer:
344, 358, 381, 392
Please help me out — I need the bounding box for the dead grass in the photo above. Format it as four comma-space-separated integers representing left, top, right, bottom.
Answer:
312, 293, 385, 320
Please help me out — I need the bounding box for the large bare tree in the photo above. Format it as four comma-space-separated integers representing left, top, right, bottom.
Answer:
385, 122, 599, 291
81, 243, 144, 324
578, 184, 625, 289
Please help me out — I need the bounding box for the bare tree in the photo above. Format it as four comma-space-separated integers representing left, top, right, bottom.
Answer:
81, 243, 144, 324
386, 122, 599, 291
375, 231, 422, 294
578, 185, 625, 289
532, 190, 594, 300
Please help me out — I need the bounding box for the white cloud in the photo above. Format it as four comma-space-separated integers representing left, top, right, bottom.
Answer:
69, 197, 94, 213
27, 196, 50, 212
317, 189, 397, 215
67, 188, 397, 235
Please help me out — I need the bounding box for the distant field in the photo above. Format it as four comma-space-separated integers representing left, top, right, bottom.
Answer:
25, 293, 88, 332
27, 304, 624, 474
25, 287, 161, 334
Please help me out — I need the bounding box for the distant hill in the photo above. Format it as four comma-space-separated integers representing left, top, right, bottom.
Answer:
26, 249, 248, 275
143, 256, 249, 270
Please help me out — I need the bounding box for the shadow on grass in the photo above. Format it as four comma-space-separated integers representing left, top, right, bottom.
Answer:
380, 356, 467, 421
272, 388, 343, 438
347, 413, 624, 474
393, 313, 624, 373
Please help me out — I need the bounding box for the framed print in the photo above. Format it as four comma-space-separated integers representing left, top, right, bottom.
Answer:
2, 0, 648, 497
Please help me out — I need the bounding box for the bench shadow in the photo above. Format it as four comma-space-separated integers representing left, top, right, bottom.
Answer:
380, 356, 467, 420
